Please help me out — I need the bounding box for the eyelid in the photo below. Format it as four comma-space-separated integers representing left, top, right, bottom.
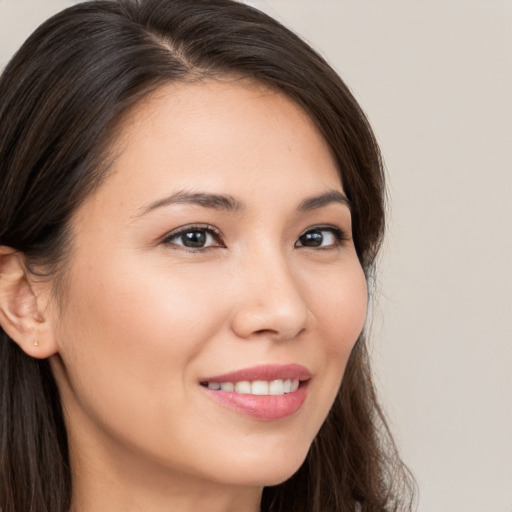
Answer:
298, 224, 349, 238
162, 224, 225, 249
295, 225, 350, 248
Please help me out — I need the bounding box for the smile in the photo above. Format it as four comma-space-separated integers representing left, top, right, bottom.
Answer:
199, 364, 311, 420
201, 379, 300, 396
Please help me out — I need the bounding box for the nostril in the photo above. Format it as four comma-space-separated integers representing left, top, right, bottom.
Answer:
230, 273, 309, 340
252, 325, 305, 341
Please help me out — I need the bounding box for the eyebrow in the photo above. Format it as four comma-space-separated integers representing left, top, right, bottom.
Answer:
137, 188, 351, 217
297, 190, 351, 212
138, 190, 246, 216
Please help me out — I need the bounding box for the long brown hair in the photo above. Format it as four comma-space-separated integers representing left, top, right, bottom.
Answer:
0, 1, 415, 511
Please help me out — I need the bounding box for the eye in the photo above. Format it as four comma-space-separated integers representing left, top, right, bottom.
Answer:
163, 225, 224, 250
295, 226, 346, 248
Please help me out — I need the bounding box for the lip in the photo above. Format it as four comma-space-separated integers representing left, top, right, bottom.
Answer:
199, 364, 311, 421
200, 363, 311, 384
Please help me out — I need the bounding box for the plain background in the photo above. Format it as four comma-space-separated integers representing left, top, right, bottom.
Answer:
1, 1, 511, 511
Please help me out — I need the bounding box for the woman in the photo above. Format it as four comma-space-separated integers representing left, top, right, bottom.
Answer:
0, 1, 414, 511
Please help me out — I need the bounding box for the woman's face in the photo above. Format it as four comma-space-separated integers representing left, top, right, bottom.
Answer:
48, 80, 367, 491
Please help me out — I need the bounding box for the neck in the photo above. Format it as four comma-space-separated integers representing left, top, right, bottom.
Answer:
69, 449, 262, 512
65, 418, 262, 512
71, 483, 261, 512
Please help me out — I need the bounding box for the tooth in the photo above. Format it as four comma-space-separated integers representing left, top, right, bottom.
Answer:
220, 382, 235, 392
235, 381, 251, 394
269, 380, 285, 395
251, 381, 269, 395
214, 379, 300, 395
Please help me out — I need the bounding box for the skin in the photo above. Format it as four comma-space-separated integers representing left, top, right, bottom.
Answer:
1, 80, 368, 512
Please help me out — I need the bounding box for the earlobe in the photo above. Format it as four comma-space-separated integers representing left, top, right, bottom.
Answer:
0, 246, 58, 359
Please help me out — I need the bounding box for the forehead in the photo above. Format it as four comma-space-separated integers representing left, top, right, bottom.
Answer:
80, 79, 342, 219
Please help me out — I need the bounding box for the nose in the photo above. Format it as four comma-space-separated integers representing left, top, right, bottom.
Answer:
230, 250, 310, 342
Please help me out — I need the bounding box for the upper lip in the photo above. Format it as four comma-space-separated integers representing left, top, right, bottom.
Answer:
200, 364, 311, 383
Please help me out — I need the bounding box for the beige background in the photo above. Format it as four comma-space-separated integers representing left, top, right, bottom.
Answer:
1, 1, 511, 511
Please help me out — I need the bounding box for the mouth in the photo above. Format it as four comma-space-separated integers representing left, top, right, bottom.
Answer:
200, 378, 301, 395
199, 364, 311, 420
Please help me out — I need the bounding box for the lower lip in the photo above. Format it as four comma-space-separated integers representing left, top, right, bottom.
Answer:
202, 383, 308, 421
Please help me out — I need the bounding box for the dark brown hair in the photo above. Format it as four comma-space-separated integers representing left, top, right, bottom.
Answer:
0, 1, 415, 511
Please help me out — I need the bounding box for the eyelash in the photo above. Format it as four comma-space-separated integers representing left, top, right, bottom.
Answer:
162, 224, 224, 253
162, 224, 349, 252
295, 225, 349, 249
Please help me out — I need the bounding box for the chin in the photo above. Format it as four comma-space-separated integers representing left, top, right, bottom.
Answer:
259, 463, 305, 487
207, 443, 310, 488
219, 464, 304, 488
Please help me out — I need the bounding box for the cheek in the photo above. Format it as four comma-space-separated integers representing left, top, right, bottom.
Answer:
297, 259, 368, 430
313, 261, 368, 355
54, 256, 228, 421
61, 260, 226, 368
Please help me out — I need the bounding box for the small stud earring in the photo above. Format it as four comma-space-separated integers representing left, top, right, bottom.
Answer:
34, 340, 39, 347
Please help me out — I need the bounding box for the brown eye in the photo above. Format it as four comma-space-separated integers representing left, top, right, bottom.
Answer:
295, 227, 343, 248
181, 230, 208, 248
298, 230, 324, 247
164, 226, 223, 250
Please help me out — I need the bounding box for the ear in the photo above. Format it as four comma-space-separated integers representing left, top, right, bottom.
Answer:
0, 246, 58, 359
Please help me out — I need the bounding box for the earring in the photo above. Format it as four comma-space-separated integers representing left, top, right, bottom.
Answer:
33, 340, 39, 347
